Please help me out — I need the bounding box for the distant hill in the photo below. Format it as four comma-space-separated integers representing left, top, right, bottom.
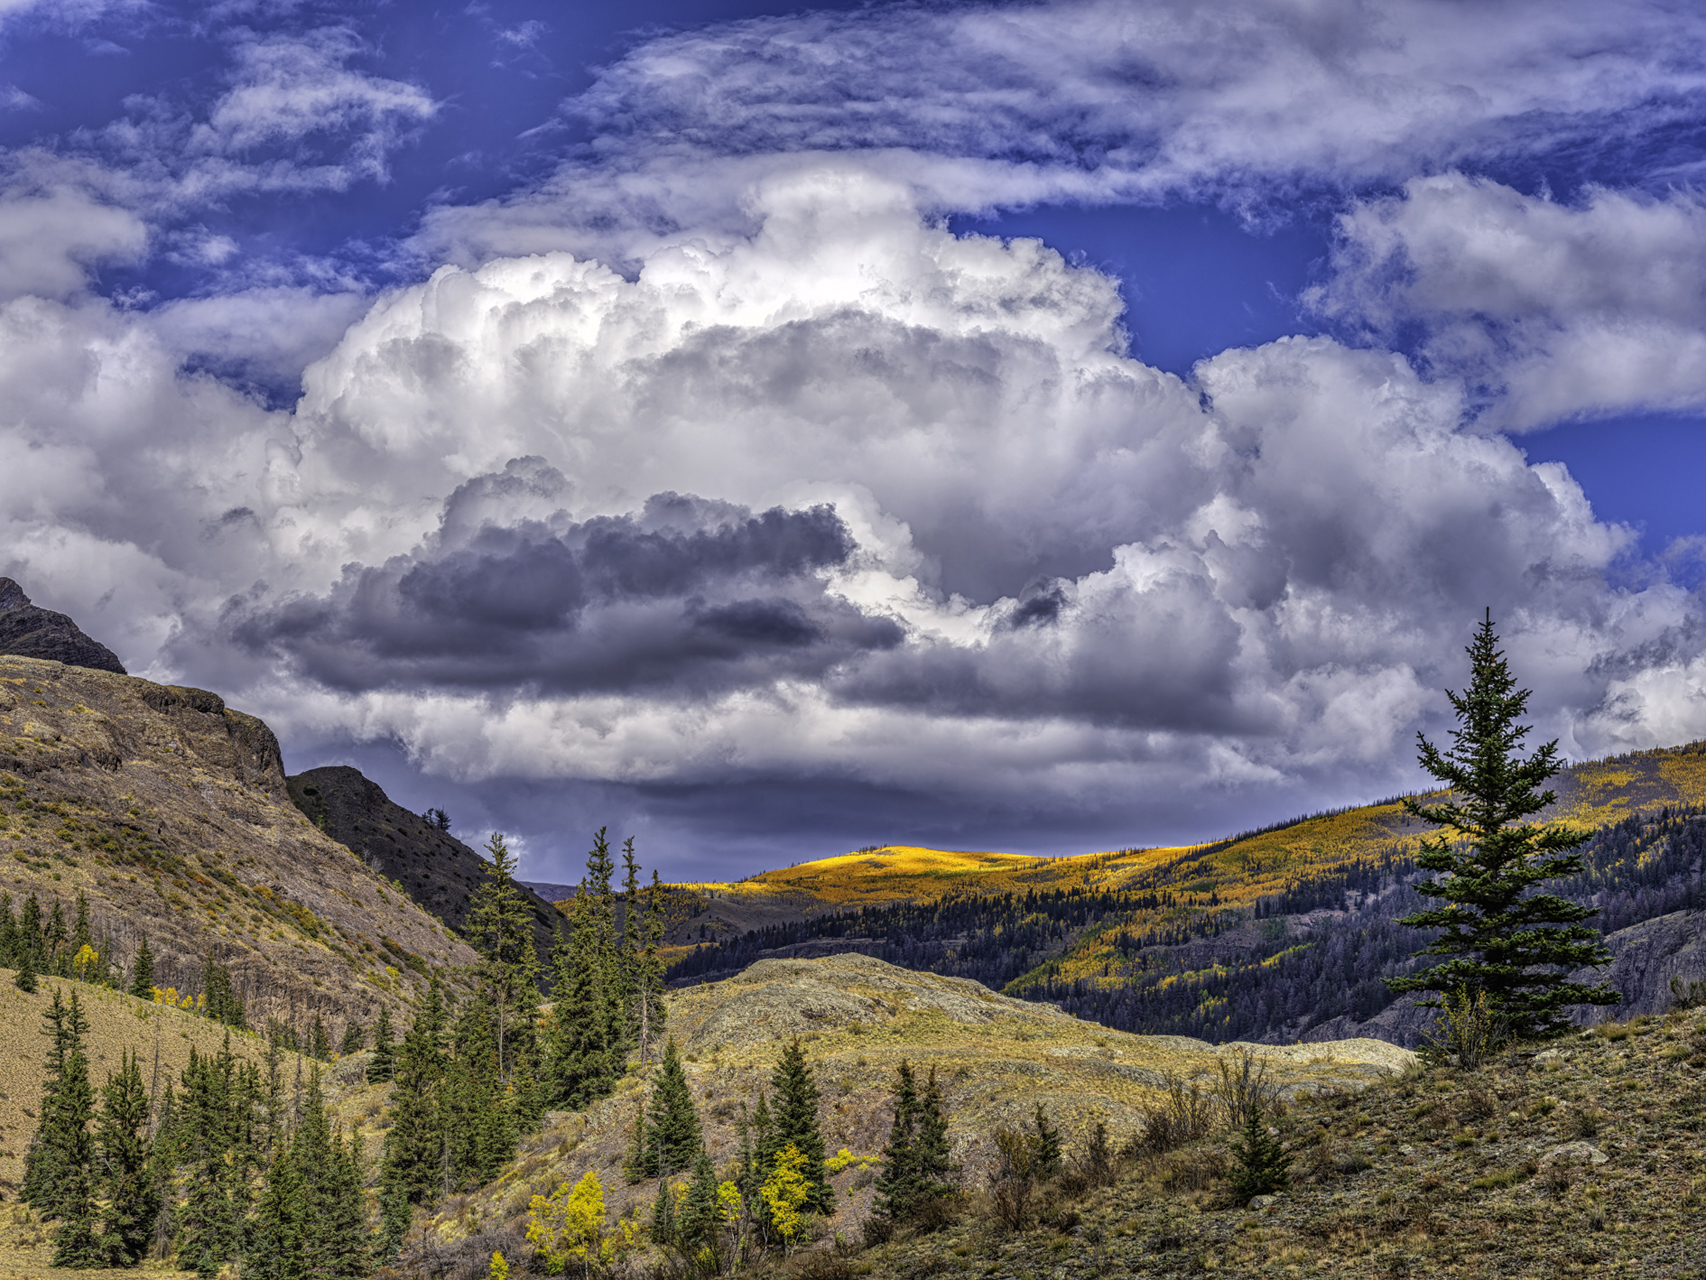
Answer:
0, 651, 477, 1039
286, 765, 563, 975
665, 743, 1706, 1046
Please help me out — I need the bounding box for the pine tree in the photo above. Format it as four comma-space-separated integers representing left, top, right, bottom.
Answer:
465, 832, 540, 1082
47, 1006, 100, 1265
367, 1005, 395, 1083
1389, 613, 1622, 1039
130, 935, 154, 999
381, 982, 449, 1206
546, 830, 626, 1109
176, 1039, 242, 1270
1227, 1100, 1289, 1201
770, 1040, 833, 1214
296, 1072, 369, 1280
243, 1147, 303, 1280
46, 899, 67, 973
307, 1013, 332, 1062
872, 1060, 920, 1225
0, 890, 16, 966
635, 870, 668, 1064
203, 954, 247, 1030
95, 1048, 159, 1265
633, 1038, 702, 1178
677, 1150, 721, 1259
373, 1178, 412, 1268
340, 1020, 365, 1056
23, 989, 91, 1218
1029, 1103, 1062, 1179
72, 892, 92, 956
13, 942, 36, 992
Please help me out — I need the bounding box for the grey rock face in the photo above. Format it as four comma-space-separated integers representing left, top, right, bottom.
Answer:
0, 578, 127, 675
1567, 908, 1706, 1023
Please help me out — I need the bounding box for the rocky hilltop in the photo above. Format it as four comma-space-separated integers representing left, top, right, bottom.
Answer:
286, 764, 563, 971
0, 651, 476, 1035
0, 578, 125, 674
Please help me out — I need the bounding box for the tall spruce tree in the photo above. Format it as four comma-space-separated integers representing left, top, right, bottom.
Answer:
48, 1030, 100, 1267
465, 832, 539, 1081
175, 1038, 243, 1272
130, 935, 154, 999
295, 1071, 369, 1280
632, 1038, 702, 1178
366, 1006, 395, 1084
23, 988, 91, 1218
95, 1048, 159, 1265
381, 978, 449, 1206
769, 1040, 833, 1214
243, 1147, 303, 1280
1389, 613, 1621, 1038
546, 830, 624, 1109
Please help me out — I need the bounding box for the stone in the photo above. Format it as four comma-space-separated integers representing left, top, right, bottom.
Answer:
1541, 1141, 1608, 1166
0, 578, 126, 674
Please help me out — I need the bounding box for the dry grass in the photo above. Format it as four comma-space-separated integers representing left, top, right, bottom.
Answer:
852, 1006, 1706, 1280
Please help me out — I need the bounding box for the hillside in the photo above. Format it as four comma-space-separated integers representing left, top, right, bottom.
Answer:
286, 765, 563, 972
853, 1001, 1706, 1280
0, 652, 477, 1039
665, 745, 1706, 1046
401, 953, 1414, 1271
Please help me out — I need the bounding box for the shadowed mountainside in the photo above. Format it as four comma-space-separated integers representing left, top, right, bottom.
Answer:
0, 579, 125, 675
286, 765, 563, 973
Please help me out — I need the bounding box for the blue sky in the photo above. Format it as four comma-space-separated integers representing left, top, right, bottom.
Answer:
4, 0, 1706, 879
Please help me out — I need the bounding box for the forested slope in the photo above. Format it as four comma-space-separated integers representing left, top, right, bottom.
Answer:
667, 745, 1706, 1046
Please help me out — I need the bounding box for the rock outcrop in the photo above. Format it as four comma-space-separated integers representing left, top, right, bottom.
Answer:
1568, 908, 1706, 1023
286, 765, 563, 973
0, 579, 126, 674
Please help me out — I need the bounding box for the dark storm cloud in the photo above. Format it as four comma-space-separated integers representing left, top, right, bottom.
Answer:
229, 475, 899, 695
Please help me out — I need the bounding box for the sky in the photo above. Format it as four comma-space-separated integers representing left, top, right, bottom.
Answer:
5, 0, 1706, 881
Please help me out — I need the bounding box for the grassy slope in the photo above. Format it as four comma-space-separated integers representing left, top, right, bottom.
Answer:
865, 1006, 1706, 1280
0, 654, 478, 1038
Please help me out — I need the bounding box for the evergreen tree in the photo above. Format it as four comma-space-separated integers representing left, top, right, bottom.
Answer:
466, 832, 540, 1082
243, 1148, 303, 1280
44, 1000, 100, 1264
366, 1006, 395, 1084
649, 1175, 677, 1247
46, 899, 67, 973
440, 1002, 516, 1194
95, 1048, 159, 1265
381, 981, 449, 1206
677, 1150, 721, 1259
632, 1038, 702, 1178
20, 892, 43, 968
13, 942, 36, 992
203, 954, 247, 1030
872, 1061, 920, 1226
1389, 613, 1622, 1039
769, 1040, 832, 1214
635, 870, 668, 1065
373, 1178, 412, 1268
23, 989, 90, 1218
912, 1067, 956, 1203
130, 935, 155, 999
175, 1039, 242, 1270
1227, 1100, 1289, 1201
72, 892, 92, 957
307, 1012, 332, 1062
295, 1072, 369, 1280
1028, 1103, 1062, 1179
340, 1020, 366, 1056
0, 890, 16, 966
546, 830, 625, 1109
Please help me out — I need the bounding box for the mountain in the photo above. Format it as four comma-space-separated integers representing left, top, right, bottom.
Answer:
285, 765, 564, 971
0, 650, 476, 1039
0, 579, 125, 675
663, 744, 1706, 1047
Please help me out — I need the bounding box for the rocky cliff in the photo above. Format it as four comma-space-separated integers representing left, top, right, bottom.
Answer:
0, 579, 126, 674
